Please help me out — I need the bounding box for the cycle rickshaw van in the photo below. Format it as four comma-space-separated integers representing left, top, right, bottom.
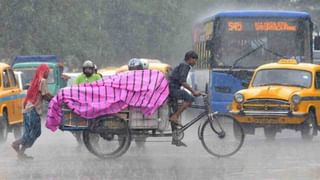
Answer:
46, 61, 244, 159
229, 59, 320, 140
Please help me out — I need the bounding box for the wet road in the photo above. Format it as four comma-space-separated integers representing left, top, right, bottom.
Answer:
1, 111, 320, 180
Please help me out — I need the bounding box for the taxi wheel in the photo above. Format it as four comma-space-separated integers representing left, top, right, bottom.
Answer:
301, 111, 316, 141
264, 127, 276, 140
0, 110, 9, 143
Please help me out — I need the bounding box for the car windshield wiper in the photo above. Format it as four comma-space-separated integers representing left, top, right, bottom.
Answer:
262, 46, 288, 60
229, 44, 264, 71
251, 41, 288, 60
229, 40, 290, 72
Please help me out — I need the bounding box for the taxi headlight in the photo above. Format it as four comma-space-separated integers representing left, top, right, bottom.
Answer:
292, 94, 301, 104
234, 93, 244, 103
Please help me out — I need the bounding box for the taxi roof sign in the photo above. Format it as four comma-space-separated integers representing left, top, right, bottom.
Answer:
277, 59, 298, 64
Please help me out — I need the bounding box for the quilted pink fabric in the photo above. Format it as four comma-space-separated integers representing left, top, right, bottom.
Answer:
46, 70, 169, 131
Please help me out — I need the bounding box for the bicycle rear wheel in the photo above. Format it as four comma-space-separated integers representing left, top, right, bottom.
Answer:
200, 114, 244, 157
83, 116, 131, 159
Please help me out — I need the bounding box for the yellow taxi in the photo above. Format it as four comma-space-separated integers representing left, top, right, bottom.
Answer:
229, 59, 320, 140
0, 63, 24, 143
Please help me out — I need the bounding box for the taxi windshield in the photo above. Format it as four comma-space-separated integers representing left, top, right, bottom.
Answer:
252, 69, 312, 88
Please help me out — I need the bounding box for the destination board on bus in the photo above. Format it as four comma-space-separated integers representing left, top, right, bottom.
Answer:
227, 20, 297, 32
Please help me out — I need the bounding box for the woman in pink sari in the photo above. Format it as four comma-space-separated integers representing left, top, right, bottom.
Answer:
12, 64, 53, 160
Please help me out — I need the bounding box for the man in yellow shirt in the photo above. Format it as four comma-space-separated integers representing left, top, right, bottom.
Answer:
75, 60, 101, 84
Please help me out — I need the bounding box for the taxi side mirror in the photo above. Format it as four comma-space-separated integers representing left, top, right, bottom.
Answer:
314, 36, 320, 50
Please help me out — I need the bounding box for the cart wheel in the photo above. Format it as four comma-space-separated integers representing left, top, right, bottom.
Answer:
83, 116, 131, 159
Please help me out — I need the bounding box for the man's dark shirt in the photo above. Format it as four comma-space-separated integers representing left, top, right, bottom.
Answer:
169, 62, 191, 90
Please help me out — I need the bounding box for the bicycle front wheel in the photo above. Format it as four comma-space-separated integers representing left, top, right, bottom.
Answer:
200, 114, 244, 157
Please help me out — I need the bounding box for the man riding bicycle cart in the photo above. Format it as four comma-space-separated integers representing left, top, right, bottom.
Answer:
45, 55, 244, 159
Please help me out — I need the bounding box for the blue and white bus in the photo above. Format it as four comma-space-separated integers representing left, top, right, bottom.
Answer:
193, 10, 317, 112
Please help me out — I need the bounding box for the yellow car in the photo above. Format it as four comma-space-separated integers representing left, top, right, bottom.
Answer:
0, 63, 24, 143
229, 59, 320, 140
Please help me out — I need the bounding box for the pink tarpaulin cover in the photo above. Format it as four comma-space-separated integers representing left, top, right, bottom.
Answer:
46, 70, 169, 131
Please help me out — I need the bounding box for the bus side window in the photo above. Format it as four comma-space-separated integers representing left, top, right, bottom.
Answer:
316, 72, 320, 89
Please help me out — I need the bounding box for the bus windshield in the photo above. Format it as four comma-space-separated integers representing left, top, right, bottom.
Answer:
211, 17, 311, 68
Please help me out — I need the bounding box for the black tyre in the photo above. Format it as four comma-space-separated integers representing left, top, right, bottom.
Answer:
200, 114, 245, 157
0, 110, 9, 143
301, 111, 316, 140
83, 116, 131, 159
264, 127, 277, 140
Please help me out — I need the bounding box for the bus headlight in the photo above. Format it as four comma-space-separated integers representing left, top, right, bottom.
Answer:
291, 94, 301, 104
234, 93, 244, 103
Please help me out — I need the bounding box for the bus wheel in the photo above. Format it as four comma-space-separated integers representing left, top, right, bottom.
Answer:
264, 127, 276, 141
0, 110, 9, 143
301, 111, 316, 141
